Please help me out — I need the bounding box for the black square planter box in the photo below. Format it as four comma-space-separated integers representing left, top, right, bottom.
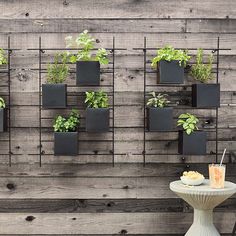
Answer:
0, 108, 7, 132
178, 130, 206, 155
192, 84, 220, 108
42, 84, 67, 108
157, 60, 184, 84
86, 108, 109, 132
54, 132, 78, 156
147, 107, 173, 131
76, 61, 100, 86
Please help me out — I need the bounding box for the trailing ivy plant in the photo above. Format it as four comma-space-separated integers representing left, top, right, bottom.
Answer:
177, 113, 199, 135
53, 110, 80, 132
0, 49, 7, 65
85, 91, 109, 108
65, 30, 109, 64
151, 45, 191, 68
46, 52, 69, 84
190, 48, 214, 83
146, 92, 170, 108
0, 97, 5, 108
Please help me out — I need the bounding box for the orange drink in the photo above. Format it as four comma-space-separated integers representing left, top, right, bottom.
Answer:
209, 164, 226, 189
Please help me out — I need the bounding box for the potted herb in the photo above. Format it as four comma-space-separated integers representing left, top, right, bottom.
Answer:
177, 113, 206, 155
53, 110, 80, 156
85, 91, 109, 132
151, 45, 190, 84
146, 92, 173, 131
0, 97, 7, 132
65, 30, 109, 86
0, 49, 7, 66
190, 49, 220, 108
42, 52, 69, 108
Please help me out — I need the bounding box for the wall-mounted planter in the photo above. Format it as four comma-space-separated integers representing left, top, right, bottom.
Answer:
54, 132, 78, 156
0, 108, 7, 132
178, 130, 206, 155
76, 61, 100, 86
192, 84, 220, 108
42, 84, 67, 108
157, 60, 184, 84
147, 107, 173, 131
86, 108, 109, 132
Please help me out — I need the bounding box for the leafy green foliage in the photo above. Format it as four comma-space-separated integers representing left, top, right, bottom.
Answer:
177, 113, 199, 135
190, 48, 214, 83
151, 45, 191, 68
85, 91, 109, 108
65, 30, 109, 64
0, 49, 7, 65
0, 97, 5, 108
146, 92, 170, 108
53, 110, 80, 132
46, 52, 69, 84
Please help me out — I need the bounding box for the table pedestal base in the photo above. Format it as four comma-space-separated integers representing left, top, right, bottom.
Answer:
185, 209, 220, 236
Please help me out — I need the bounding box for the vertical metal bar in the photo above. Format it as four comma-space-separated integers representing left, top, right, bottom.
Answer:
112, 37, 115, 167
39, 37, 42, 167
215, 37, 220, 163
143, 37, 147, 166
7, 36, 11, 166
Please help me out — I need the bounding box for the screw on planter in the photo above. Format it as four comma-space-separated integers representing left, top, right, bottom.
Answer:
6, 183, 15, 190
25, 216, 35, 222
103, 194, 108, 197
72, 217, 76, 221
94, 150, 98, 155
109, 150, 113, 154
25, 12, 29, 17
96, 39, 100, 43
210, 151, 215, 155
15, 146, 20, 149
181, 157, 185, 162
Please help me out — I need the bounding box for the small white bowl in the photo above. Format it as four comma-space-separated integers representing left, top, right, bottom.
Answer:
180, 176, 205, 186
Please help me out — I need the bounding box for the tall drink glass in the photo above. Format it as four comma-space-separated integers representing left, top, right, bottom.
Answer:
209, 164, 226, 189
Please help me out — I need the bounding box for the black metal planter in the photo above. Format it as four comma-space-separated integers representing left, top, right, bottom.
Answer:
0, 108, 7, 132
86, 108, 109, 132
42, 84, 67, 108
147, 107, 173, 131
192, 84, 220, 108
54, 132, 78, 156
157, 60, 184, 84
76, 61, 100, 86
178, 130, 206, 155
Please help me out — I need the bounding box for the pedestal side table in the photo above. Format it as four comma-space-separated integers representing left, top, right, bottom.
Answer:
170, 180, 236, 236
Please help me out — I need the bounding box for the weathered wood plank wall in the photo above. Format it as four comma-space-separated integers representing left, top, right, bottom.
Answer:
0, 0, 235, 235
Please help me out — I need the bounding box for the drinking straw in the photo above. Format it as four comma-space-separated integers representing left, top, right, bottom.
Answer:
220, 148, 227, 166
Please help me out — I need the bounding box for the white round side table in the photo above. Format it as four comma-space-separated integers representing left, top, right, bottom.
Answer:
170, 180, 236, 236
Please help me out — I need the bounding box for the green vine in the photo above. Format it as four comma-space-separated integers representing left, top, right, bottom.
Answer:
151, 45, 191, 68
85, 91, 109, 108
65, 30, 109, 64
190, 48, 214, 83
46, 52, 69, 84
53, 110, 80, 132
0, 49, 7, 65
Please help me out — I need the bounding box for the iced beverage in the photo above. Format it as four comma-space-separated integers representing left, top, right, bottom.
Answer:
209, 164, 226, 189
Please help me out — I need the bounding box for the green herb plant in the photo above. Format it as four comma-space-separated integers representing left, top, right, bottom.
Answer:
85, 91, 109, 108
0, 49, 7, 65
177, 113, 199, 135
53, 110, 80, 132
0, 97, 5, 108
65, 30, 109, 64
151, 45, 191, 68
146, 92, 170, 108
190, 48, 214, 83
47, 52, 69, 84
